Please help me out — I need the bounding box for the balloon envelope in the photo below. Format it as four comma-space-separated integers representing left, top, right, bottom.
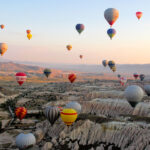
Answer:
16, 133, 36, 149
43, 68, 51, 78
119, 77, 127, 86
61, 108, 77, 126
43, 106, 60, 125
76, 24, 84, 34
0, 43, 8, 56
79, 55, 83, 59
27, 33, 32, 40
1, 24, 4, 29
16, 72, 27, 86
15, 107, 27, 120
104, 8, 119, 26
68, 73, 76, 83
102, 60, 108, 67
139, 74, 145, 81
65, 101, 82, 114
107, 28, 116, 39
26, 30, 31, 34
136, 12, 142, 20
108, 60, 115, 69
66, 45, 72, 51
133, 73, 139, 79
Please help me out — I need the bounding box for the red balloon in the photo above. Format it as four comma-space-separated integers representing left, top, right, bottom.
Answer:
79, 55, 83, 59
133, 73, 139, 79
16, 72, 27, 86
68, 74, 76, 83
136, 12, 143, 20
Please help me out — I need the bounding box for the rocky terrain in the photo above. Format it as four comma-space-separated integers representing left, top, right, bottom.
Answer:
0, 79, 150, 150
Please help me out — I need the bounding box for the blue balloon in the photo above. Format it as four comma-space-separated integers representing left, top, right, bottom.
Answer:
107, 28, 116, 39
76, 24, 85, 34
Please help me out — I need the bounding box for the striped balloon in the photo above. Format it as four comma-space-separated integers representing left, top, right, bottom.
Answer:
16, 72, 27, 86
15, 107, 27, 120
61, 108, 77, 126
58, 106, 63, 112
68, 73, 76, 83
104, 8, 119, 26
43, 106, 60, 125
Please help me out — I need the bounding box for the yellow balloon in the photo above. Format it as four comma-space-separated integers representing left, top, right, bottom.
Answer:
111, 66, 116, 72
27, 33, 32, 40
0, 43, 8, 56
61, 108, 77, 126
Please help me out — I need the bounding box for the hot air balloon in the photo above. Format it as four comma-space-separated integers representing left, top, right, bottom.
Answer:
79, 55, 83, 59
136, 12, 143, 20
43, 68, 51, 78
68, 73, 76, 83
61, 108, 77, 126
104, 8, 119, 27
108, 60, 115, 69
66, 45, 72, 51
125, 85, 144, 107
65, 101, 82, 114
16, 72, 27, 86
16, 133, 36, 149
43, 106, 60, 125
139, 74, 145, 81
27, 33, 32, 40
102, 60, 108, 67
107, 28, 116, 39
76, 24, 84, 34
119, 77, 127, 86
111, 66, 116, 72
15, 107, 27, 120
117, 74, 121, 79
26, 30, 31, 34
1, 24, 5, 29
133, 73, 139, 79
0, 43, 8, 56
58, 106, 63, 113
144, 85, 150, 96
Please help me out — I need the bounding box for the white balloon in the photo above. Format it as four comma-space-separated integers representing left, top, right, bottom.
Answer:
144, 85, 150, 96
16, 133, 36, 149
65, 101, 82, 114
125, 85, 144, 103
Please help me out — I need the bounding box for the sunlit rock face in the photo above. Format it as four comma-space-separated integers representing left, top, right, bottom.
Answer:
133, 102, 150, 117
81, 99, 133, 117
39, 119, 150, 150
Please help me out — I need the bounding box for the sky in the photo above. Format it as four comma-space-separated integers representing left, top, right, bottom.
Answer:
1, 0, 150, 65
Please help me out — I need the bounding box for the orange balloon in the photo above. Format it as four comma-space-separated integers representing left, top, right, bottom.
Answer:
1, 24, 5, 29
15, 107, 27, 120
0, 43, 8, 56
79, 55, 83, 59
26, 30, 31, 34
66, 45, 72, 51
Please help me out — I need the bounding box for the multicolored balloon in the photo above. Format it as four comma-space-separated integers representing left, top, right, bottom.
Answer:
0, 43, 8, 56
102, 60, 108, 67
108, 60, 115, 69
16, 72, 27, 86
136, 12, 143, 20
119, 77, 127, 86
60, 108, 77, 126
66, 45, 72, 51
0, 24, 5, 29
139, 74, 145, 81
104, 8, 119, 26
27, 33, 32, 40
111, 66, 116, 72
15, 107, 27, 120
133, 73, 139, 79
76, 24, 85, 34
107, 28, 116, 39
43, 68, 51, 78
68, 73, 76, 83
